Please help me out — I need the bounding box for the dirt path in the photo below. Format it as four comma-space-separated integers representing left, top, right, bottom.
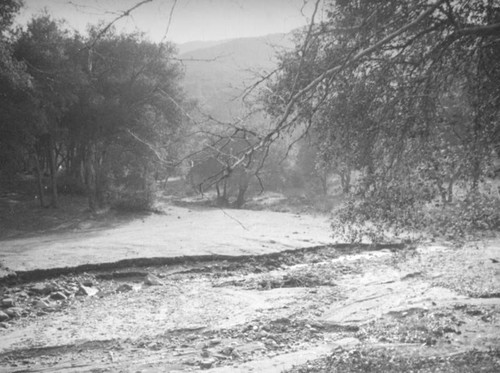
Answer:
0, 206, 331, 274
0, 242, 499, 372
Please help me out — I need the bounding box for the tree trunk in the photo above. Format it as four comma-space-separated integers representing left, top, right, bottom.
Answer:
32, 152, 46, 208
447, 179, 454, 203
234, 171, 250, 208
47, 135, 58, 208
95, 149, 106, 208
435, 179, 447, 204
234, 184, 248, 208
318, 171, 328, 195
215, 183, 221, 199
85, 144, 97, 211
340, 170, 351, 194
215, 179, 229, 206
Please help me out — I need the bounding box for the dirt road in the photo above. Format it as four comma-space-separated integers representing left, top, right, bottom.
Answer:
0, 205, 331, 274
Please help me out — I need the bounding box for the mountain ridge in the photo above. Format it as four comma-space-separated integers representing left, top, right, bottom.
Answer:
178, 32, 295, 120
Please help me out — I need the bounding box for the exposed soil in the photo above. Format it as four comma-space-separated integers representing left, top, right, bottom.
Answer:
1, 242, 499, 372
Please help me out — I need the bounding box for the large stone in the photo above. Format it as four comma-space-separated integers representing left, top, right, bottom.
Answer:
1, 298, 15, 308
144, 274, 163, 286
76, 285, 98, 297
82, 280, 94, 287
5, 307, 23, 318
50, 291, 67, 300
30, 283, 53, 295
199, 358, 216, 369
0, 311, 9, 321
35, 300, 51, 309
16, 291, 29, 298
116, 284, 133, 293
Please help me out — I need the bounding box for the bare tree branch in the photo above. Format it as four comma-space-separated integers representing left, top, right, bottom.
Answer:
86, 0, 153, 49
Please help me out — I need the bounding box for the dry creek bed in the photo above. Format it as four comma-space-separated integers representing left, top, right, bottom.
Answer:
0, 243, 499, 372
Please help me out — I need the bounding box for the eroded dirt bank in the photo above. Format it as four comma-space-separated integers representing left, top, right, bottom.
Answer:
0, 242, 499, 372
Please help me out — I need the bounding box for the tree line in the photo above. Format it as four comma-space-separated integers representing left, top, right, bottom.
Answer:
0, 1, 185, 210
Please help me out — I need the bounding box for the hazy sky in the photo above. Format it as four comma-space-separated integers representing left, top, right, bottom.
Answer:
16, 0, 323, 44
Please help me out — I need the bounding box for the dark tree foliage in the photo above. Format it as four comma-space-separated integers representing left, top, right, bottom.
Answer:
63, 29, 185, 211
0, 0, 31, 179
0, 10, 186, 211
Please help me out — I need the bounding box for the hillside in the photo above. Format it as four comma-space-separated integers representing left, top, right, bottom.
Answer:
176, 40, 227, 55
178, 33, 294, 121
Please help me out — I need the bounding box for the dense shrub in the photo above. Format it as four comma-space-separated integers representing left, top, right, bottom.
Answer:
331, 187, 500, 243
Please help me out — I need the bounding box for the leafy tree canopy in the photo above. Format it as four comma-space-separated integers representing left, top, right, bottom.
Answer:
261, 0, 500, 240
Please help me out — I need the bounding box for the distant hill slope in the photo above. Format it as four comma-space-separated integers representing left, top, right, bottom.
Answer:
178, 33, 294, 121
177, 40, 227, 55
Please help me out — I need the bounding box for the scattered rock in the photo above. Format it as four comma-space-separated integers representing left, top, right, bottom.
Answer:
1, 298, 15, 307
258, 330, 269, 339
29, 283, 53, 295
230, 349, 242, 358
50, 292, 67, 300
199, 358, 216, 369
265, 339, 279, 349
0, 321, 9, 329
196, 342, 208, 350
144, 274, 163, 286
82, 280, 94, 287
219, 347, 234, 356
0, 311, 9, 321
5, 307, 23, 318
35, 300, 51, 309
200, 350, 210, 358
209, 338, 222, 346
116, 284, 133, 293
16, 291, 29, 298
77, 285, 99, 297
